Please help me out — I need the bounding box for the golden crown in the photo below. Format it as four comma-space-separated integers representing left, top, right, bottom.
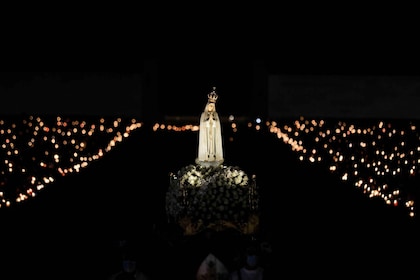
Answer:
208, 87, 218, 103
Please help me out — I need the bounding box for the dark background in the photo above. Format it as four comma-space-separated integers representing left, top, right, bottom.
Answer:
1, 59, 420, 278
1, 9, 420, 277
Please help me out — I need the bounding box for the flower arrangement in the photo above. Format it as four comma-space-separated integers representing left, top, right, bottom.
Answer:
165, 164, 259, 235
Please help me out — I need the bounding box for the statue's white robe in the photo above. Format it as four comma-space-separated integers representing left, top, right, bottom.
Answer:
196, 108, 223, 167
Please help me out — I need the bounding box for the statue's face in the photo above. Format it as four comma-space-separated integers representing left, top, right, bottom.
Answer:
208, 103, 215, 112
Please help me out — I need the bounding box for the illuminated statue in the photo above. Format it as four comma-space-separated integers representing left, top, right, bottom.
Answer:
196, 87, 224, 167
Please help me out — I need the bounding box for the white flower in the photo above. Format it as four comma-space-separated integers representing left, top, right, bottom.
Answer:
187, 176, 198, 186
166, 164, 259, 231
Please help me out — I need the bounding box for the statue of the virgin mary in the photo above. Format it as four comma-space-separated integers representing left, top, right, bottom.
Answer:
166, 87, 259, 235
195, 87, 224, 167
